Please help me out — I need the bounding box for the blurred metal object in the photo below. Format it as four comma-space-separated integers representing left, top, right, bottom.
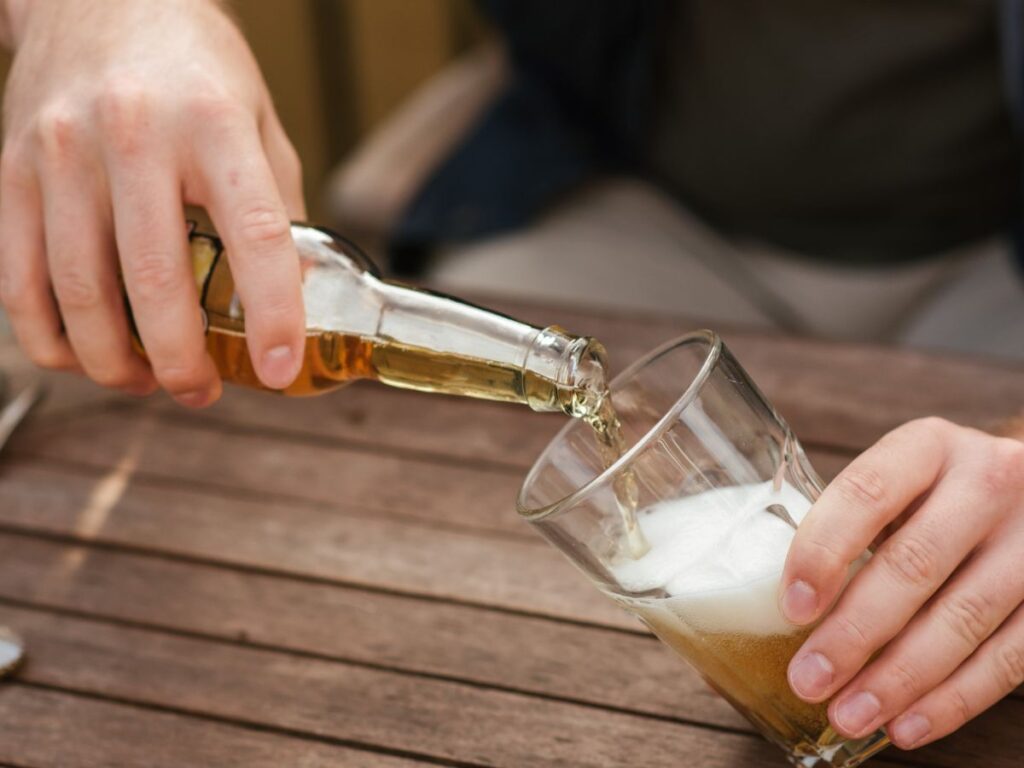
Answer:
0, 378, 43, 455
0, 627, 24, 678
0, 373, 42, 680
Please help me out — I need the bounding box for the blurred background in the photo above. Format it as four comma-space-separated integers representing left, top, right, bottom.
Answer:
0, 1, 1020, 361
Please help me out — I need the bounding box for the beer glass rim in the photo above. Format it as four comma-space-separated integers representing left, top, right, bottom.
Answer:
517, 329, 722, 522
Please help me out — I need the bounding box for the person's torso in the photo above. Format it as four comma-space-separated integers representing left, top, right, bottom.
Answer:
649, 0, 1020, 262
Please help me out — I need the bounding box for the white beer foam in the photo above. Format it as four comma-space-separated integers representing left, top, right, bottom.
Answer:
612, 481, 812, 636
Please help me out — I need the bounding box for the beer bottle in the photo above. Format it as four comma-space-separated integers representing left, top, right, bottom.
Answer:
142, 222, 610, 417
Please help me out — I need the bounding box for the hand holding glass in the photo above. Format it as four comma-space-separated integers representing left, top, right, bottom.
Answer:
518, 332, 890, 767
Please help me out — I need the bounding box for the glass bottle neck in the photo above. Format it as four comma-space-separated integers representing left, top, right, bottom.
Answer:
372, 279, 610, 414
522, 327, 610, 416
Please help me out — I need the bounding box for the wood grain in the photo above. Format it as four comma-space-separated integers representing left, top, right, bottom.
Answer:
6, 605, 952, 768
0, 459, 628, 628
10, 408, 528, 536
0, 534, 739, 727
0, 686, 431, 768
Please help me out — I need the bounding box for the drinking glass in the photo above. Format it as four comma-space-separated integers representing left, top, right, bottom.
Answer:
517, 331, 890, 767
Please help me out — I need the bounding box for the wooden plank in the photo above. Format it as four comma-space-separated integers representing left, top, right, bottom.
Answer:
158, 385, 566, 472
0, 686, 429, 768
1, 533, 1016, 762
0, 440, 849, 632
0, 534, 741, 728
0, 604, 929, 768
9, 408, 529, 537
0, 462, 629, 629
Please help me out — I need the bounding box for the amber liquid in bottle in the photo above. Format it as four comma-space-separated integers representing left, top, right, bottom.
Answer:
206, 329, 596, 411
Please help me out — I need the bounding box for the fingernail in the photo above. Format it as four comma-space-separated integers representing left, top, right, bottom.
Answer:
176, 389, 212, 408
260, 345, 300, 390
782, 580, 819, 624
891, 713, 931, 748
789, 652, 834, 700
834, 691, 882, 736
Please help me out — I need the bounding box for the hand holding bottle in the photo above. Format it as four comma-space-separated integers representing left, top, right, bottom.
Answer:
0, 0, 306, 406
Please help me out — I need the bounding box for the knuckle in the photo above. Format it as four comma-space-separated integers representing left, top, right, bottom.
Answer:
35, 103, 85, 160
907, 416, 954, 441
89, 361, 139, 390
248, 294, 300, 329
797, 534, 847, 578
834, 466, 888, 514
831, 614, 872, 654
97, 79, 152, 154
52, 267, 103, 310
881, 417, 952, 462
980, 439, 1024, 496
128, 250, 180, 300
234, 204, 292, 253
992, 643, 1024, 691
154, 363, 210, 395
938, 591, 994, 649
878, 533, 939, 588
25, 340, 73, 370
949, 687, 973, 726
889, 658, 925, 699
186, 90, 245, 126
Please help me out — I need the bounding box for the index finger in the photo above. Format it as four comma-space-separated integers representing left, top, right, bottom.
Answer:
780, 418, 952, 626
192, 110, 304, 391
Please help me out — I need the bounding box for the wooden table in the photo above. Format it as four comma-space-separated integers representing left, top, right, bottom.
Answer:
0, 296, 1021, 768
